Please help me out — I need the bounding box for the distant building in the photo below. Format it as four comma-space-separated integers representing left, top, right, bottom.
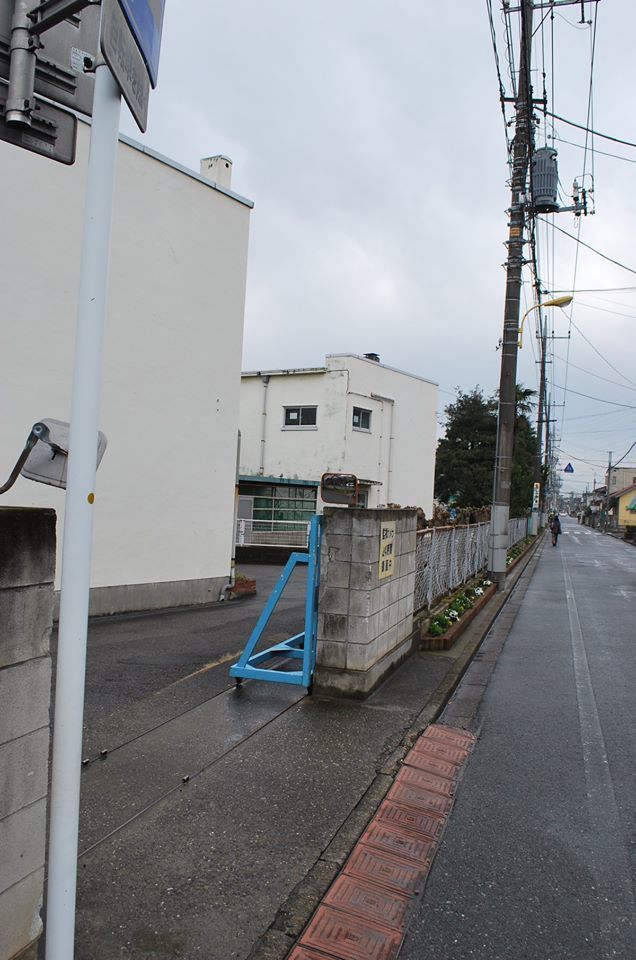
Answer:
0, 126, 252, 614
610, 482, 636, 531
606, 465, 636, 494
238, 354, 438, 527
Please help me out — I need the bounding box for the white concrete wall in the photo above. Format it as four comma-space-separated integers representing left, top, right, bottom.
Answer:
0, 125, 251, 611
334, 356, 437, 511
239, 368, 346, 480
239, 355, 437, 513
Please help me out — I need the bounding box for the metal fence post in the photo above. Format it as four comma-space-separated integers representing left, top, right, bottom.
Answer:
428, 527, 435, 608
450, 526, 457, 588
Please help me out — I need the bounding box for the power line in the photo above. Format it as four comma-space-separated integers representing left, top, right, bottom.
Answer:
546, 109, 636, 150
551, 353, 636, 393
568, 317, 636, 388
551, 286, 636, 293
555, 450, 607, 468
565, 407, 635, 423
486, 0, 512, 158
552, 383, 636, 409
556, 7, 599, 461
537, 217, 636, 276
574, 300, 636, 320
553, 134, 636, 165
565, 423, 636, 436
612, 441, 636, 468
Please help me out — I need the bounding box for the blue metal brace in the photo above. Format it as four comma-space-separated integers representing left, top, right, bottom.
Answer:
229, 514, 322, 689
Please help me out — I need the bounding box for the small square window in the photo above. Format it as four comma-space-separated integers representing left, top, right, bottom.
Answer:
284, 406, 317, 428
352, 407, 371, 431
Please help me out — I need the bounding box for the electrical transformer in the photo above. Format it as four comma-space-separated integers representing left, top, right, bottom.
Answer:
531, 146, 559, 213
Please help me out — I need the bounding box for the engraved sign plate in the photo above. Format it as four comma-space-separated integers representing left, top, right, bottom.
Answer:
101, 0, 149, 130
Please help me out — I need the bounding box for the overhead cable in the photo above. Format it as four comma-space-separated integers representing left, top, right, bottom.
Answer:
553, 134, 636, 165
537, 218, 636, 276
546, 110, 636, 149
550, 286, 636, 293
552, 383, 636, 409
568, 318, 636, 388
612, 441, 636, 468
551, 353, 636, 393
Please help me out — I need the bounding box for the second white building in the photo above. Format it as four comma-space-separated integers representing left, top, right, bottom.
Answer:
238, 354, 438, 529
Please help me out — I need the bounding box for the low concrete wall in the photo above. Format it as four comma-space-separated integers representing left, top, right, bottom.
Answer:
53, 574, 229, 619
0, 508, 55, 960
315, 508, 416, 697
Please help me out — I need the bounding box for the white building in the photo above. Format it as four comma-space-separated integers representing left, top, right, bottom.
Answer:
0, 124, 252, 614
238, 354, 438, 525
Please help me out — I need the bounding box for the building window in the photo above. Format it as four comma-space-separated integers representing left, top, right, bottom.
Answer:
239, 483, 317, 524
283, 406, 317, 429
352, 407, 371, 431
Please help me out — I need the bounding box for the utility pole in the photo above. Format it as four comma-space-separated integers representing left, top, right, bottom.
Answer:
488, 0, 534, 587
604, 450, 612, 531
532, 304, 547, 530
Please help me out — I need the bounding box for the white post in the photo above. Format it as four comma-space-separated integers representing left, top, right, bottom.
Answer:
46, 64, 121, 960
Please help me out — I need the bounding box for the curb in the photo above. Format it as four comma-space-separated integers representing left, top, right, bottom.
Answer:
247, 532, 546, 959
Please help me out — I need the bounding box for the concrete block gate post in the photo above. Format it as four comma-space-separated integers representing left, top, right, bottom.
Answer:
0, 508, 56, 960
315, 507, 417, 697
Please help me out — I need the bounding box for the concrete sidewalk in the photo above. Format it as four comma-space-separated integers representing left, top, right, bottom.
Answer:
398, 518, 636, 959
69, 546, 540, 960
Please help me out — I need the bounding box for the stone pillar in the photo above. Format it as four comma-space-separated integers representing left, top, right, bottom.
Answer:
315, 508, 416, 697
0, 508, 55, 960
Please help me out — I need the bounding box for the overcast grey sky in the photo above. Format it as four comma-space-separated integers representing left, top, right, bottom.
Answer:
120, 1, 636, 493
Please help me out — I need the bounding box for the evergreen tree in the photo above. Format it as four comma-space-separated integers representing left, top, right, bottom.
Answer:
434, 388, 497, 507
434, 385, 537, 514
511, 387, 536, 516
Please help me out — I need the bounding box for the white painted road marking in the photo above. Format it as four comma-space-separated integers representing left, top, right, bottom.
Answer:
562, 551, 636, 958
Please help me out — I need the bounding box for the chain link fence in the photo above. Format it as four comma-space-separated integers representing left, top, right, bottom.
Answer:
507, 516, 528, 549
414, 518, 529, 612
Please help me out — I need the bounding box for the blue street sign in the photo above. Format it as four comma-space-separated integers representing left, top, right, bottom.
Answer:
118, 0, 165, 87
564, 463, 574, 473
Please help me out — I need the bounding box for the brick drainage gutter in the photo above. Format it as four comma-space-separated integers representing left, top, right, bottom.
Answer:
248, 531, 546, 959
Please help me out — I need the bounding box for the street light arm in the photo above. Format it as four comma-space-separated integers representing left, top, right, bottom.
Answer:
517, 303, 539, 350
518, 295, 573, 349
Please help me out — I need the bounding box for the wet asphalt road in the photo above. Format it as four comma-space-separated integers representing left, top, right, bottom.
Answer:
52, 564, 307, 754
401, 519, 636, 960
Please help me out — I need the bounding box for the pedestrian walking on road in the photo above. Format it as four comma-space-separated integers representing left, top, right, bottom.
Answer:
550, 514, 561, 546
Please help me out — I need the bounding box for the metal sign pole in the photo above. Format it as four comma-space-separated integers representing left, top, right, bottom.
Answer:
45, 61, 121, 960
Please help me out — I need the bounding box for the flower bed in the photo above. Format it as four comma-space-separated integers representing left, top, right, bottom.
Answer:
506, 535, 533, 568
420, 534, 537, 650
422, 580, 496, 651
